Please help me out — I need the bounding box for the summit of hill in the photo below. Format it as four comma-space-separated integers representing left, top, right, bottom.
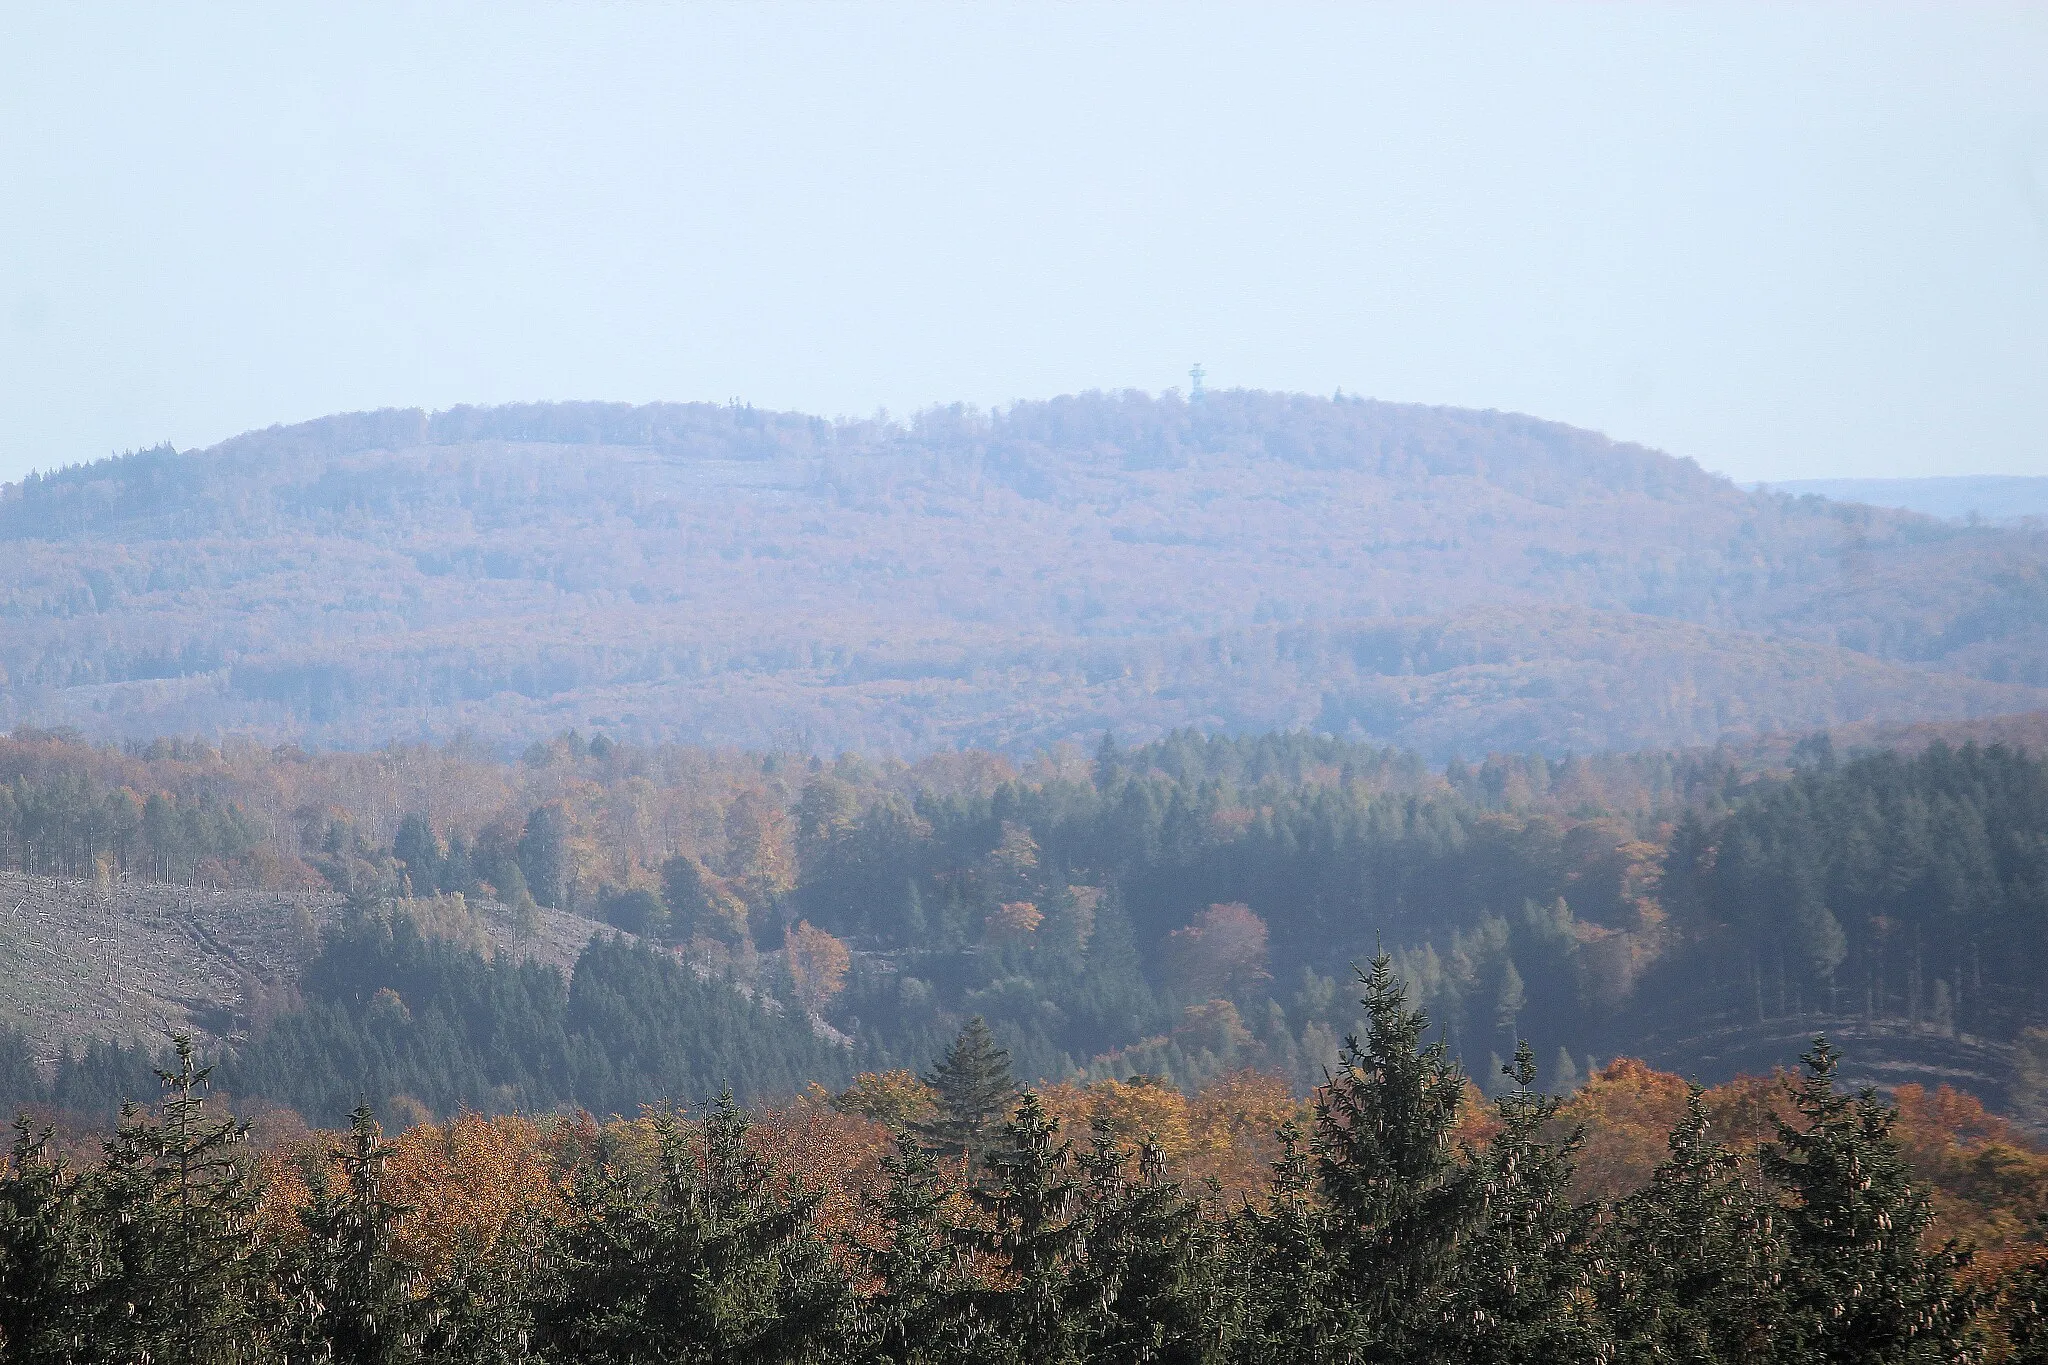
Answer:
3, 390, 2043, 755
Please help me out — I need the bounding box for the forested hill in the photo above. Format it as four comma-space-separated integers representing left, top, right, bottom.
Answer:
4, 722, 2047, 1128
2, 391, 2044, 755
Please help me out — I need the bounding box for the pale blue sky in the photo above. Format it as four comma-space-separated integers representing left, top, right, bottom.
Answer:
3, 3, 2044, 483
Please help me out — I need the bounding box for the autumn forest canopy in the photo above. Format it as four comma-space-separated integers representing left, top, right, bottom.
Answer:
2, 720, 2047, 1130
1, 392, 2044, 756
7, 957, 2048, 1363
2, 392, 2047, 1360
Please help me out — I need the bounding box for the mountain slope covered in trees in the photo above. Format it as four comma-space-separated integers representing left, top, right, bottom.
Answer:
3, 392, 2043, 754
4, 720, 2046, 1127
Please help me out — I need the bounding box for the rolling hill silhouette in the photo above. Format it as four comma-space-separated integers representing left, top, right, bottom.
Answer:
3, 390, 2042, 754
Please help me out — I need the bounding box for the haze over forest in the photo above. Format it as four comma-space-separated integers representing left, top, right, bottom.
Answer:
4, 389, 2044, 759
9, 6, 2048, 1356
3, 390, 2047, 1360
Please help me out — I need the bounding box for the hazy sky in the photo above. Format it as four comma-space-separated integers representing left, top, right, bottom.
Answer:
3, 3, 2044, 484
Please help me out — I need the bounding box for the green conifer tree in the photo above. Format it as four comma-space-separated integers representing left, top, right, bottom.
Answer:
1600, 1083, 1786, 1365
1094, 732, 1124, 791
1311, 953, 1474, 1361
1995, 1248, 2048, 1365
538, 1091, 843, 1364
955, 1093, 1086, 1365
1072, 1127, 1227, 1364
416, 1220, 543, 1365
861, 1142, 986, 1365
1441, 1042, 1605, 1365
90, 1036, 268, 1365
289, 1104, 422, 1364
915, 1018, 1017, 1170
1231, 1121, 1342, 1365
0, 1120, 96, 1364
1761, 1038, 1982, 1365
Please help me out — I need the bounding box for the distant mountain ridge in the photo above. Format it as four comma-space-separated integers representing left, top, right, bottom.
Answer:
1760, 475, 2048, 524
1, 390, 2043, 755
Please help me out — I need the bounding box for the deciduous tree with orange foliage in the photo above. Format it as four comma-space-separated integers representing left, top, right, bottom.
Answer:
783, 920, 851, 1015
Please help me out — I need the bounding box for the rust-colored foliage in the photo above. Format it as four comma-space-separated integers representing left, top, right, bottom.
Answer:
1450, 1077, 1503, 1151
1089, 1077, 1196, 1158
984, 900, 1044, 942
1698, 1070, 1789, 1152
1185, 1069, 1306, 1202
1029, 1081, 1093, 1138
784, 920, 851, 1014
833, 1070, 938, 1129
744, 1087, 897, 1255
383, 1111, 571, 1278
1553, 1057, 1692, 1202
1891, 1083, 2048, 1266
1022, 1069, 1304, 1206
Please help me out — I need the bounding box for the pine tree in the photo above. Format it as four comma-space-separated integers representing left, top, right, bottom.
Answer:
392, 815, 443, 895
1994, 1244, 2048, 1365
1440, 1042, 1604, 1365
862, 1142, 987, 1365
537, 1091, 844, 1364
1094, 732, 1124, 791
955, 1093, 1086, 1365
289, 1104, 422, 1364
1311, 952, 1474, 1361
1231, 1121, 1342, 1365
416, 1236, 542, 1365
1762, 1038, 1981, 1365
89, 1036, 268, 1365
1600, 1083, 1785, 1365
0, 1119, 96, 1364
915, 1018, 1017, 1170
1072, 1126, 1227, 1364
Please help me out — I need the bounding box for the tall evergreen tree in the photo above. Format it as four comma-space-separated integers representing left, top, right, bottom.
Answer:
1440, 1042, 1604, 1365
89, 1036, 268, 1365
1762, 1038, 1981, 1365
516, 804, 570, 910
537, 1092, 844, 1364
861, 1143, 987, 1365
1072, 1127, 1226, 1364
0, 1027, 47, 1121
1231, 1121, 1342, 1365
416, 1221, 542, 1365
1311, 952, 1474, 1362
392, 815, 443, 896
1094, 732, 1124, 792
1600, 1083, 1786, 1365
915, 1018, 1016, 1169
1994, 1248, 2048, 1365
288, 1104, 422, 1364
955, 1094, 1086, 1365
0, 1120, 95, 1364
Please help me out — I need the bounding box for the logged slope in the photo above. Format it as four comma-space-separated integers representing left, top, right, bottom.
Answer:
0, 870, 612, 1059
2, 392, 2043, 754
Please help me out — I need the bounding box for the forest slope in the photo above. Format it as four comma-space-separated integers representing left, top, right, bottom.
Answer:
5, 721, 2047, 1128
2, 392, 2043, 755
0, 870, 614, 1061
1766, 475, 2048, 523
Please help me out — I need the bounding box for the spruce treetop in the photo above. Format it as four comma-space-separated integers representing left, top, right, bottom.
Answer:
916, 1017, 1018, 1164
